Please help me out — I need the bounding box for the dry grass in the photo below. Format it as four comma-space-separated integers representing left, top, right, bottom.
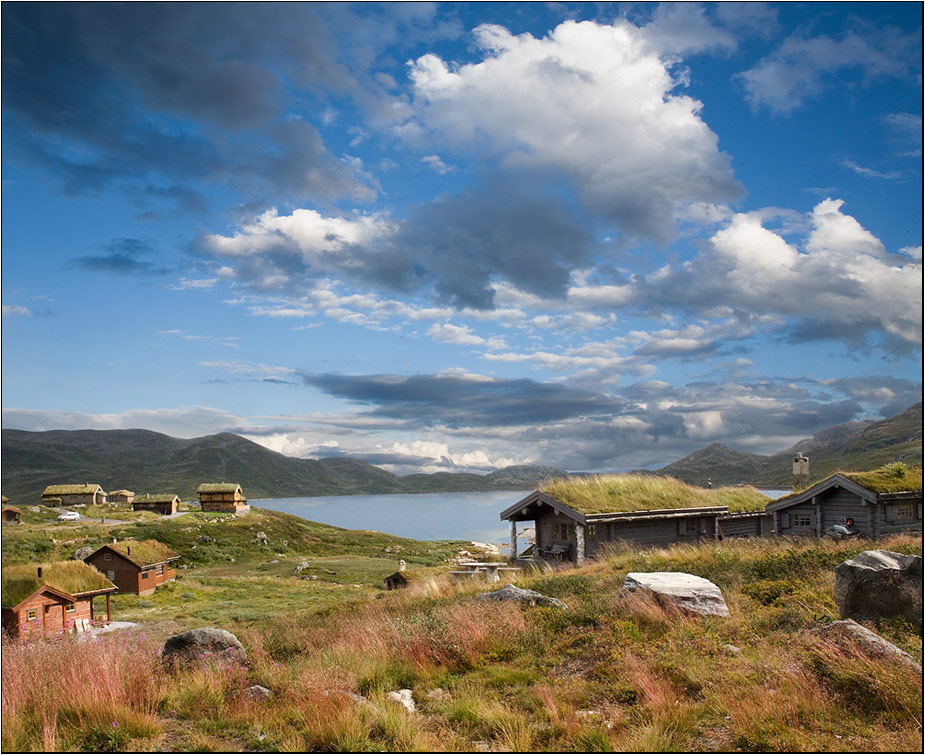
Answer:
540, 473, 770, 514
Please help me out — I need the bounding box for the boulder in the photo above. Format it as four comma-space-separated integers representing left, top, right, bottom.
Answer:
255, 531, 269, 544
162, 628, 247, 668
834, 550, 922, 629
621, 572, 729, 618
243, 684, 273, 701
810, 619, 921, 672
293, 560, 310, 574
72, 546, 94, 561
475, 583, 568, 610
387, 688, 416, 713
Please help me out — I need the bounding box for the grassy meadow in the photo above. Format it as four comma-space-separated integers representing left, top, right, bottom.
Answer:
1, 505, 922, 752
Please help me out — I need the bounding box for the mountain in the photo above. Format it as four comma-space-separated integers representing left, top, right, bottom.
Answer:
0, 428, 567, 504
656, 402, 923, 487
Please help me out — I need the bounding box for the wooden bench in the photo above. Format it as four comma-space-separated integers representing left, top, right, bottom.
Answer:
541, 542, 571, 561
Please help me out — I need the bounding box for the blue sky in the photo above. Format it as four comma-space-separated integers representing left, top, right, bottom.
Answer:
2, 2, 922, 475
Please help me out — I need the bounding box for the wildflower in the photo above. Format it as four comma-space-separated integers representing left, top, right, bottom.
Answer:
111, 721, 119, 728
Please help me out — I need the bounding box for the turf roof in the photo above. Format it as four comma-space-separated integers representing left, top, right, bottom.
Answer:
538, 474, 770, 515
197, 483, 242, 493
2, 561, 115, 608
839, 465, 923, 494
133, 493, 180, 504
42, 484, 102, 495
105, 539, 180, 567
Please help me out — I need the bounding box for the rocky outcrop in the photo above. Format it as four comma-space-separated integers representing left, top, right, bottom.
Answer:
810, 619, 921, 672
834, 550, 922, 629
387, 689, 416, 713
475, 583, 568, 610
621, 572, 730, 618
162, 627, 247, 668
72, 546, 94, 561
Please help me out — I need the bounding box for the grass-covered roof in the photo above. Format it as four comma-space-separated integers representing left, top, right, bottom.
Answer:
106, 539, 180, 567
197, 483, 241, 493
2, 561, 115, 608
539, 474, 770, 515
133, 493, 180, 504
42, 484, 101, 495
838, 464, 922, 494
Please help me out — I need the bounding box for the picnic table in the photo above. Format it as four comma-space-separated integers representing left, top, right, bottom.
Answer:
449, 561, 521, 583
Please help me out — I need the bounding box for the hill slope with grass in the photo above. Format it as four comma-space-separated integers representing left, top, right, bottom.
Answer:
656, 402, 922, 487
0, 428, 565, 504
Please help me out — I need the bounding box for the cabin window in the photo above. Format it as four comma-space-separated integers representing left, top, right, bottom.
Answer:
552, 522, 575, 541
142, 571, 149, 579
685, 519, 698, 533
104, 553, 112, 561
156, 564, 163, 575
586, 525, 596, 540
895, 504, 914, 520
64, 602, 75, 613
106, 570, 115, 580
792, 513, 812, 527
26, 609, 37, 621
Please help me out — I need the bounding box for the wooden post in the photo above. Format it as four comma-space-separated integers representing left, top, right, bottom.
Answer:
575, 524, 585, 567
510, 521, 518, 562
89, 597, 94, 623
106, 593, 111, 624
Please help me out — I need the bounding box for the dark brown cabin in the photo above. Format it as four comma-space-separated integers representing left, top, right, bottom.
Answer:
2, 562, 115, 639
108, 489, 136, 504
197, 483, 248, 513
132, 493, 180, 515
85, 540, 180, 596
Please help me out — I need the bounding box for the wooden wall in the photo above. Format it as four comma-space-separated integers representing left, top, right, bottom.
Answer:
1, 594, 93, 639
85, 550, 176, 595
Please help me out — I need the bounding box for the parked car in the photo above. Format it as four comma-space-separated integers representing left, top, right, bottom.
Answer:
57, 511, 80, 521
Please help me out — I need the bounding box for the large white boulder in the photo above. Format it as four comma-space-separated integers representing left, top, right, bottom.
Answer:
834, 550, 922, 629
621, 572, 730, 618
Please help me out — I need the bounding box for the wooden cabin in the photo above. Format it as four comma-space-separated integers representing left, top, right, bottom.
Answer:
132, 493, 180, 515
501, 476, 771, 566
84, 540, 180, 596
2, 506, 23, 524
767, 466, 923, 539
197, 483, 248, 513
2, 561, 116, 639
42, 483, 106, 507
108, 489, 136, 504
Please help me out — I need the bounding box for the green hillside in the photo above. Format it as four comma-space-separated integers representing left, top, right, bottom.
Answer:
0, 428, 565, 504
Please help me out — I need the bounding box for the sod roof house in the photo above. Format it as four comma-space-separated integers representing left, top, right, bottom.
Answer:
2, 561, 116, 639
84, 539, 181, 596
42, 483, 106, 507
197, 482, 248, 513
767, 466, 923, 539
132, 493, 181, 515
501, 475, 772, 565
108, 489, 136, 504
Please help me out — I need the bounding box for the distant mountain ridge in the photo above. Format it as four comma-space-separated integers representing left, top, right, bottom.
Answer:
654, 402, 923, 487
0, 428, 567, 504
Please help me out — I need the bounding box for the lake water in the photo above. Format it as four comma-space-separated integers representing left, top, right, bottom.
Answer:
251, 487, 790, 545
251, 489, 531, 545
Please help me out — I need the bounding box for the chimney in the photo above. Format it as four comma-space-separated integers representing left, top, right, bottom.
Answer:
37, 567, 43, 579
398, 559, 406, 573
111, 537, 117, 543
793, 453, 810, 490
127, 545, 131, 556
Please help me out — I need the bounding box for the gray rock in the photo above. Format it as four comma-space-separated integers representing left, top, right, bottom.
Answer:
162, 627, 247, 668
810, 619, 922, 672
72, 546, 94, 561
621, 572, 730, 618
475, 583, 568, 610
293, 560, 310, 574
721, 644, 741, 656
255, 531, 268, 544
387, 688, 416, 713
834, 550, 922, 629
243, 684, 273, 701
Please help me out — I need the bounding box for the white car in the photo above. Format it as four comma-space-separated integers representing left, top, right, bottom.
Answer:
57, 511, 80, 522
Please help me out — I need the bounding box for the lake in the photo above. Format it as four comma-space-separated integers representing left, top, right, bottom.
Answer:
251, 489, 532, 545
251, 488, 791, 545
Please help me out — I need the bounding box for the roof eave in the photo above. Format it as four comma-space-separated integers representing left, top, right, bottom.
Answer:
499, 490, 586, 524
767, 474, 877, 511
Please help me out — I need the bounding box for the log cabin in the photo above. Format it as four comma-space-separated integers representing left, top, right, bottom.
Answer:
767, 466, 923, 539
84, 539, 180, 596
132, 493, 181, 515
2, 505, 23, 523
501, 475, 771, 565
108, 489, 136, 504
1, 561, 116, 639
42, 483, 106, 507
197, 482, 248, 513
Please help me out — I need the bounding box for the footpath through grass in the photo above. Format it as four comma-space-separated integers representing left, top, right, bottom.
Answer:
2, 532, 921, 752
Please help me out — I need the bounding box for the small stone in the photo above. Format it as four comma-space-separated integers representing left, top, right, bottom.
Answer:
243, 685, 272, 701
387, 689, 416, 713
721, 644, 741, 656
476, 584, 568, 610
293, 560, 310, 574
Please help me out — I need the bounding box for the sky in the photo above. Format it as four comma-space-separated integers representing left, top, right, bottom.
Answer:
2, 2, 922, 476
